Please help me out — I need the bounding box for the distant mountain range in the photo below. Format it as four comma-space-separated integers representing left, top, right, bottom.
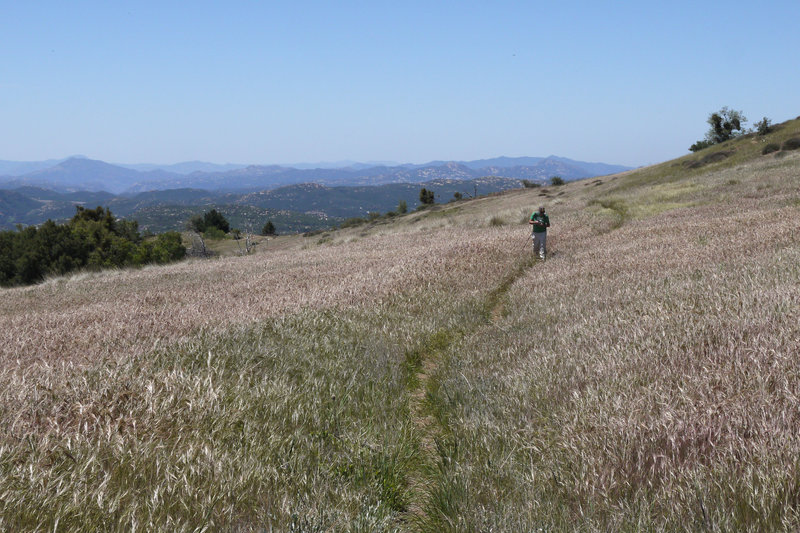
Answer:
0, 156, 632, 195
0, 176, 526, 233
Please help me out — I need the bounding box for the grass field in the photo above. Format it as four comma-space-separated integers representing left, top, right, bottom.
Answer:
1, 119, 799, 531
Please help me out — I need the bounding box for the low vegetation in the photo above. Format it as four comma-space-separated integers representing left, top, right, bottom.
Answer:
1, 116, 799, 530
0, 206, 184, 287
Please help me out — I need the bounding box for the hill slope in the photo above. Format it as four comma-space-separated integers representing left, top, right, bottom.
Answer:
1, 118, 799, 530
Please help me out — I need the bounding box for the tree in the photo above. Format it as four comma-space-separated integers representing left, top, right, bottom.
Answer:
452, 192, 463, 201
550, 176, 565, 186
755, 117, 772, 136
203, 209, 230, 233
419, 188, 435, 205
189, 209, 230, 233
690, 107, 747, 151
397, 200, 408, 214
261, 220, 277, 236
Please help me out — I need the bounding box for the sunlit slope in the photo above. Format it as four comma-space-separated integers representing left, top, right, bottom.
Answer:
1, 119, 799, 530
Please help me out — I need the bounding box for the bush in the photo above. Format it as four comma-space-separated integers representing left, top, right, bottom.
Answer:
550, 176, 565, 186
755, 117, 772, 136
397, 200, 407, 214
689, 139, 714, 152
0, 207, 185, 287
521, 179, 541, 188
419, 188, 435, 205
203, 227, 227, 240
781, 138, 800, 151
339, 217, 367, 229
762, 143, 780, 155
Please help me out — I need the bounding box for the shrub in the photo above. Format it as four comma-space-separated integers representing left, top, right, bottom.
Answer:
203, 226, 226, 240
689, 139, 714, 152
397, 200, 408, 214
550, 176, 565, 186
521, 179, 541, 188
339, 217, 367, 229
762, 143, 780, 155
755, 117, 772, 136
781, 138, 800, 151
419, 188, 435, 205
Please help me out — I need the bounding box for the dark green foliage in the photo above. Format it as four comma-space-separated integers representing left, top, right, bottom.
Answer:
419, 188, 435, 205
782, 138, 800, 151
521, 179, 541, 188
690, 107, 747, 151
452, 192, 463, 201
550, 176, 565, 186
762, 143, 780, 155
707, 107, 747, 143
190, 208, 230, 234
0, 206, 185, 287
397, 200, 408, 214
689, 139, 714, 152
261, 220, 277, 236
756, 117, 773, 136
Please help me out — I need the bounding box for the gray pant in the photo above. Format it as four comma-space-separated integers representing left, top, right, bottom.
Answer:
532, 232, 547, 259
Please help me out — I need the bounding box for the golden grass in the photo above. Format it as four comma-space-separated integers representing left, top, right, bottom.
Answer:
1, 124, 800, 529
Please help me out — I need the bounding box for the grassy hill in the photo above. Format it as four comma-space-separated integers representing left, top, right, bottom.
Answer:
1, 118, 799, 530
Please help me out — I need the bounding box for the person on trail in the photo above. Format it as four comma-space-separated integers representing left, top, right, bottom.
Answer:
529, 206, 550, 259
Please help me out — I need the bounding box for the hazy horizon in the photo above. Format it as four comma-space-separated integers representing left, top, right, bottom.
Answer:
2, 2, 799, 168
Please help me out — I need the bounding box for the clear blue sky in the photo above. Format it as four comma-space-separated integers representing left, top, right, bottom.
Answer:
2, 1, 798, 167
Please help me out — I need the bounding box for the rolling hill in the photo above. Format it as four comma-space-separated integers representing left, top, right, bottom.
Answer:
1, 118, 799, 530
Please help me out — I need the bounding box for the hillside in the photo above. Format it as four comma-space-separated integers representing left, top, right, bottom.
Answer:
0, 177, 523, 232
1, 118, 799, 530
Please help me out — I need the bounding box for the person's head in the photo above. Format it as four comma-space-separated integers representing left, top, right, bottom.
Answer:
538, 206, 545, 214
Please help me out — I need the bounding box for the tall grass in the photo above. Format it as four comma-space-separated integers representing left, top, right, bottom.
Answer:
1, 139, 799, 530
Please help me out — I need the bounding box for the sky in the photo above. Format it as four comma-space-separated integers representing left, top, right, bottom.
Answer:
1, 1, 799, 168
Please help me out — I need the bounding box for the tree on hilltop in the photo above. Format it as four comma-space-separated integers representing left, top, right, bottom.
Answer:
690, 107, 748, 152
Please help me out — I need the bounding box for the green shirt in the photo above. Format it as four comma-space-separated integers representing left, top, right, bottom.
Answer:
530, 212, 550, 233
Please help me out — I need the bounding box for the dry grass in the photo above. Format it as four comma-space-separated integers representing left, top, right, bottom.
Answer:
413, 152, 800, 530
1, 124, 800, 530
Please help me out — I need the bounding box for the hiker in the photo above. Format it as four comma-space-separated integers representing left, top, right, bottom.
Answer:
529, 206, 550, 259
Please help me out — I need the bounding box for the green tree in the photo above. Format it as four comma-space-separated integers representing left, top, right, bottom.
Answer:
690, 107, 748, 151
755, 117, 772, 136
550, 176, 565, 186
189, 209, 230, 233
397, 200, 408, 214
419, 188, 435, 205
203, 209, 230, 233
0, 206, 186, 287
261, 220, 277, 236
